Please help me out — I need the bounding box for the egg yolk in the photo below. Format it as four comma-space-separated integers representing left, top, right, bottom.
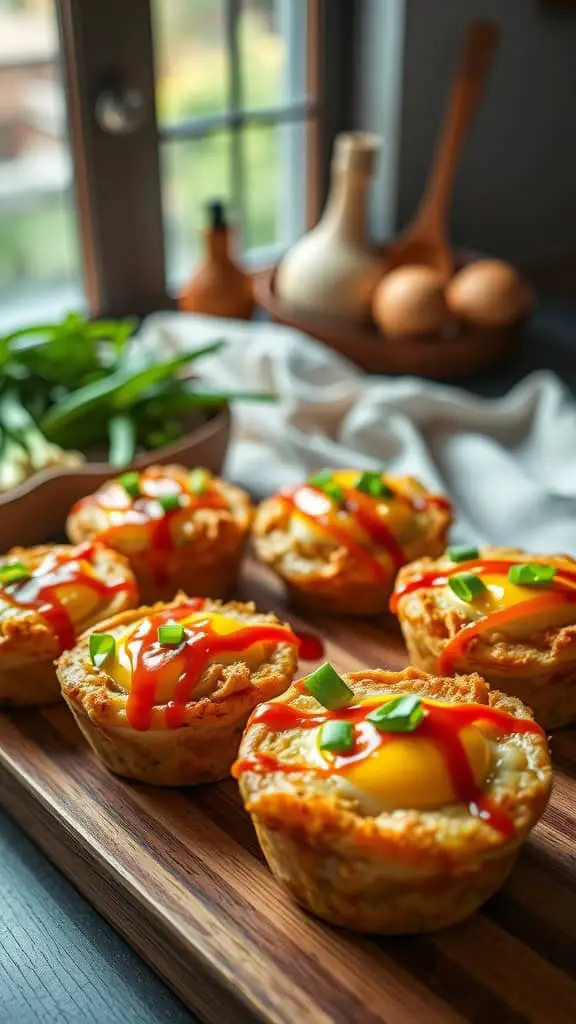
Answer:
292, 471, 416, 541
337, 725, 490, 811
314, 697, 493, 812
110, 611, 269, 699
442, 571, 576, 635
0, 562, 102, 625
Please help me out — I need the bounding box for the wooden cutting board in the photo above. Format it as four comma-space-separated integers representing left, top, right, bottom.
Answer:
1, 557, 575, 1024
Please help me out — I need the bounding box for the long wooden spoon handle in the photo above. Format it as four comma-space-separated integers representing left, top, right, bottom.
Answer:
416, 20, 500, 234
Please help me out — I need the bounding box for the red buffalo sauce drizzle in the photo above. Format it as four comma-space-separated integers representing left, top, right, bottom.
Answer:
390, 558, 576, 672
71, 474, 228, 585
281, 480, 450, 583
294, 630, 324, 661
121, 603, 299, 731
233, 698, 545, 836
0, 544, 134, 653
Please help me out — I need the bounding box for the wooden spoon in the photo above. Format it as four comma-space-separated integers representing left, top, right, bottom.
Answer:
384, 21, 500, 280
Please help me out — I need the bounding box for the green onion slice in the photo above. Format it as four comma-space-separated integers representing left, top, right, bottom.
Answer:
508, 563, 556, 586
188, 467, 210, 495
0, 561, 31, 585
318, 720, 354, 754
355, 471, 395, 500
367, 695, 425, 733
302, 663, 354, 710
308, 469, 334, 487
157, 623, 185, 646
89, 633, 115, 669
118, 470, 140, 499
447, 544, 480, 563
448, 572, 487, 602
158, 492, 182, 512
308, 470, 344, 505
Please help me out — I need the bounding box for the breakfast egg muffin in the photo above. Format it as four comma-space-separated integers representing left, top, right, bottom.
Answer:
252, 469, 452, 615
392, 544, 576, 729
234, 663, 551, 934
56, 594, 299, 785
66, 465, 253, 604
0, 543, 137, 706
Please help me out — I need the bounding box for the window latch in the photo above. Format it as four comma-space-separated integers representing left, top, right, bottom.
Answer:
94, 85, 146, 135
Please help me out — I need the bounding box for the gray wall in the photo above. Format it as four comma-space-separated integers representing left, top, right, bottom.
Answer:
396, 0, 576, 277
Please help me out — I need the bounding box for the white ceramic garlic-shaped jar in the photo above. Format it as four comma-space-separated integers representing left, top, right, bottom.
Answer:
275, 132, 383, 323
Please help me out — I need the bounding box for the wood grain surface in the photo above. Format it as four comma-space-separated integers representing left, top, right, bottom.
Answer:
1, 557, 575, 1024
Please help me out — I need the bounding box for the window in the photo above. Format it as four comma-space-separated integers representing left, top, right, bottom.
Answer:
0, 0, 84, 329
1, 0, 353, 321
152, 0, 315, 289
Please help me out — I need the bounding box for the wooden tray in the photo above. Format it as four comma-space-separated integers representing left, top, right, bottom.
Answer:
1, 557, 575, 1024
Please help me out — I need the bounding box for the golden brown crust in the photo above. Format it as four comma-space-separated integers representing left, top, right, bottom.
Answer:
66, 465, 254, 604
235, 666, 551, 933
394, 547, 576, 728
252, 475, 452, 616
56, 593, 299, 785
0, 543, 137, 707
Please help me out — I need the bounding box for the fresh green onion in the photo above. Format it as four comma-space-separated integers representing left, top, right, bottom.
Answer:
302, 663, 354, 710
188, 467, 210, 495
89, 633, 115, 669
308, 469, 344, 505
356, 471, 395, 500
508, 563, 556, 586
0, 561, 30, 585
118, 470, 140, 499
158, 492, 182, 512
323, 482, 345, 503
108, 414, 136, 468
367, 695, 424, 733
157, 623, 185, 646
308, 469, 334, 486
448, 573, 487, 602
318, 720, 355, 754
447, 544, 479, 563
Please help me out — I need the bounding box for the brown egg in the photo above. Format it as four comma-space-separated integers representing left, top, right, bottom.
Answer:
372, 265, 451, 336
446, 259, 532, 328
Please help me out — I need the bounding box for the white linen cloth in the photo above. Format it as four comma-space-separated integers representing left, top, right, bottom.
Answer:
139, 312, 576, 554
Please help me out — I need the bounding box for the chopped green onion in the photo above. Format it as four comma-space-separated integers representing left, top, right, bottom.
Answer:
158, 492, 182, 512
308, 469, 344, 505
323, 483, 345, 503
157, 623, 185, 646
448, 572, 487, 602
118, 470, 140, 499
356, 471, 395, 500
0, 561, 31, 585
367, 695, 424, 733
318, 720, 354, 754
89, 633, 115, 669
508, 563, 556, 586
447, 544, 480, 563
302, 663, 354, 710
308, 469, 334, 486
188, 467, 210, 495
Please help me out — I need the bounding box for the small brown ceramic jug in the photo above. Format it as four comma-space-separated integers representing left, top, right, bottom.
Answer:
178, 201, 255, 320
275, 132, 383, 323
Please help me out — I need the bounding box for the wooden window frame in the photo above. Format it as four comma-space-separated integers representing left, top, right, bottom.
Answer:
57, 0, 358, 318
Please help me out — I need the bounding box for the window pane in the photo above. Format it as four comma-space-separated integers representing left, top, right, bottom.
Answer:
152, 0, 228, 125
0, 0, 84, 330
239, 0, 307, 109
243, 121, 306, 254
161, 133, 233, 289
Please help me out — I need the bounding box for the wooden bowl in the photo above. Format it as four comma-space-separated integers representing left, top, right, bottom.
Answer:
0, 405, 231, 550
255, 260, 526, 380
